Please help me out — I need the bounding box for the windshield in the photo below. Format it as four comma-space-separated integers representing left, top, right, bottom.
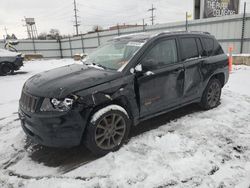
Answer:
84, 40, 145, 71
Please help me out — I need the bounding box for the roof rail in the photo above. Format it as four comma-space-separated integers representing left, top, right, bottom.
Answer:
158, 30, 211, 36
189, 31, 211, 34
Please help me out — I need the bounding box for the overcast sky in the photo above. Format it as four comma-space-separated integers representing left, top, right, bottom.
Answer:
0, 0, 250, 39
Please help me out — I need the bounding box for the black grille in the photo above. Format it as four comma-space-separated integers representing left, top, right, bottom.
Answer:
20, 92, 39, 112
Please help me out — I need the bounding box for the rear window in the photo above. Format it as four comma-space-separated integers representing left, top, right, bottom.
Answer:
214, 40, 224, 55
203, 37, 224, 56
180, 38, 199, 60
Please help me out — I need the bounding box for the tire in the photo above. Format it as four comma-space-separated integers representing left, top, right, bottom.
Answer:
0, 64, 13, 75
200, 78, 222, 110
85, 105, 131, 156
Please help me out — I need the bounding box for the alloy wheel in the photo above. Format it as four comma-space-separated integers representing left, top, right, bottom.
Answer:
207, 82, 221, 107
95, 113, 126, 150
2, 65, 11, 75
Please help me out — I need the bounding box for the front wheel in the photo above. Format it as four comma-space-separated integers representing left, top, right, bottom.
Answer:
85, 105, 131, 156
200, 78, 222, 110
0, 64, 13, 75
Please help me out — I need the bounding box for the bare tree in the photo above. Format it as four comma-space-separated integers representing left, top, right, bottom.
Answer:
38, 32, 47, 40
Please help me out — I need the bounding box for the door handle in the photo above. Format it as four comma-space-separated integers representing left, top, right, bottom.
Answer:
173, 68, 184, 74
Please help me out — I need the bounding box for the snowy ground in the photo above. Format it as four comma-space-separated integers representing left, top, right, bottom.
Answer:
0, 59, 250, 188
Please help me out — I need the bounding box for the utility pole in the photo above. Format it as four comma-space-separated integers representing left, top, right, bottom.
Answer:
73, 0, 80, 36
240, 2, 247, 54
148, 4, 156, 25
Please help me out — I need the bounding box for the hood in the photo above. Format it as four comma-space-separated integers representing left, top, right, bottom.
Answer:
0, 49, 21, 57
23, 64, 120, 98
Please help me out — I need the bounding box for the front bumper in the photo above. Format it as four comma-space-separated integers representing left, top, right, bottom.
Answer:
19, 107, 90, 148
13, 57, 24, 70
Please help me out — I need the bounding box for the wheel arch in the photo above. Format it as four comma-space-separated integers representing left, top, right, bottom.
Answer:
88, 96, 134, 123
200, 71, 225, 99
209, 72, 225, 88
81, 96, 133, 148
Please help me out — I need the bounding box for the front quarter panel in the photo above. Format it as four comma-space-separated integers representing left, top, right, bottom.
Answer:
75, 74, 139, 124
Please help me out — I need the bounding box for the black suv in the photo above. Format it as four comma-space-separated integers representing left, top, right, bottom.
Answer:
19, 31, 229, 156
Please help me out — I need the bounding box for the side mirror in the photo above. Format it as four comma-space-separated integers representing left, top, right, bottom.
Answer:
130, 64, 142, 74
135, 64, 142, 72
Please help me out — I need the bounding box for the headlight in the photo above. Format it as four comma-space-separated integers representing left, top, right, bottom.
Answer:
40, 97, 75, 112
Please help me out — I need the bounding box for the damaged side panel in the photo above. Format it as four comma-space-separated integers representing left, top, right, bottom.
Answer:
75, 75, 140, 124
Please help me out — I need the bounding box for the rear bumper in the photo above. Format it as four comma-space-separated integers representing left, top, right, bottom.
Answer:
19, 107, 90, 148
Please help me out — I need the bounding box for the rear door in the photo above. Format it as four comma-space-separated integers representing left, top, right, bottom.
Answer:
179, 36, 204, 101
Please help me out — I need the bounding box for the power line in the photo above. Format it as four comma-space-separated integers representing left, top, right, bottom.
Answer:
73, 0, 80, 36
148, 4, 156, 25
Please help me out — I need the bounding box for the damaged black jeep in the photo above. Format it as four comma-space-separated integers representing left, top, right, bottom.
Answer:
19, 31, 229, 156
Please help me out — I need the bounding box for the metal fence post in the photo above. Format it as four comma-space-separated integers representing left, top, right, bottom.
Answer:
117, 24, 120, 36
32, 38, 36, 53
58, 38, 63, 58
97, 31, 101, 46
142, 19, 146, 32
69, 37, 73, 58
80, 34, 85, 53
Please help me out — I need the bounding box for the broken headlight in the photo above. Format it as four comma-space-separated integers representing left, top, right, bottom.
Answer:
40, 97, 75, 112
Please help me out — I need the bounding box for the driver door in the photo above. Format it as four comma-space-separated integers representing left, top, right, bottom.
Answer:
136, 38, 184, 117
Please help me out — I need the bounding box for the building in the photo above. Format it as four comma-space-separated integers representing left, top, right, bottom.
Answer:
194, 0, 240, 19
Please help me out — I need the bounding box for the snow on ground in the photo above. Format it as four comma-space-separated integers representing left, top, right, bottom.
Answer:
0, 60, 250, 188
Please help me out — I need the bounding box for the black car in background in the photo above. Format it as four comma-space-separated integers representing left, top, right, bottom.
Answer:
19, 31, 229, 156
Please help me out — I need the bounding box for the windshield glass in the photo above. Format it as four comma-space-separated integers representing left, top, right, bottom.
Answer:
84, 40, 145, 71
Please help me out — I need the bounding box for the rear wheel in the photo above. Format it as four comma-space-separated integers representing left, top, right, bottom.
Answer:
85, 105, 131, 156
0, 64, 13, 75
200, 78, 222, 110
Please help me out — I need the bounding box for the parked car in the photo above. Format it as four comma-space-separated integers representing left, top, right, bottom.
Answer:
19, 31, 229, 156
0, 49, 24, 75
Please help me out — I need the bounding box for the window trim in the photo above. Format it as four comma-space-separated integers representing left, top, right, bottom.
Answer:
195, 38, 206, 57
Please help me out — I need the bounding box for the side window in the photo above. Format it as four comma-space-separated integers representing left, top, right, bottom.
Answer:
142, 39, 178, 70
196, 38, 206, 57
203, 38, 214, 56
180, 38, 199, 60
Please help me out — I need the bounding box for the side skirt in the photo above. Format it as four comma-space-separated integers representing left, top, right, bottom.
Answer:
136, 97, 201, 125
